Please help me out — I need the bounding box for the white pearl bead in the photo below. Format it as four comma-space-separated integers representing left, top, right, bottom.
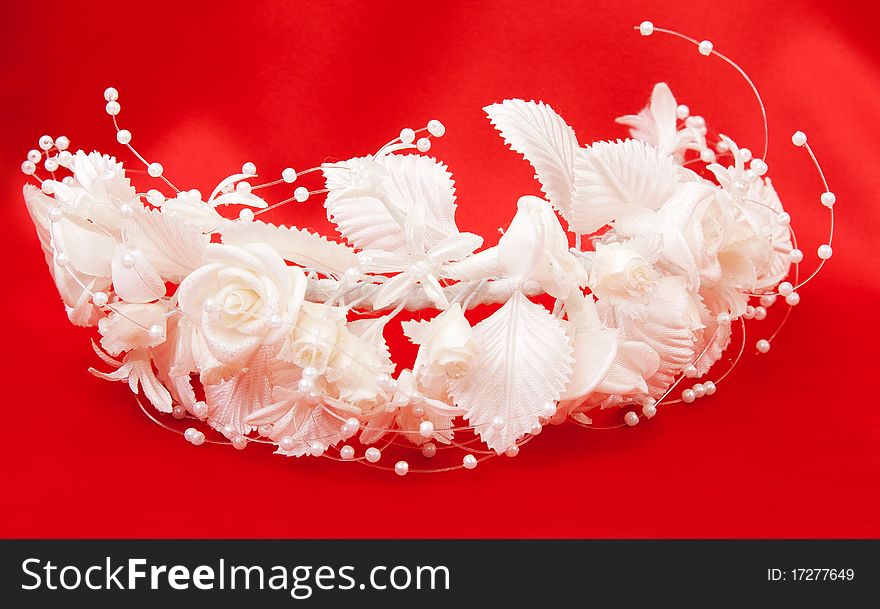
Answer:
540, 402, 557, 417
121, 252, 135, 268
171, 405, 187, 420
817, 244, 833, 260
345, 416, 359, 432
684, 364, 698, 378
279, 436, 296, 452
427, 119, 445, 137
505, 445, 520, 458
104, 87, 119, 102
743, 305, 756, 319
740, 147, 753, 162
241, 162, 257, 176
717, 312, 731, 324
147, 162, 163, 177
698, 40, 713, 55
222, 424, 236, 439
105, 101, 121, 116
340, 445, 355, 460
92, 291, 109, 307
282, 167, 297, 183
184, 428, 205, 446
232, 436, 248, 450
118, 203, 134, 218
642, 404, 657, 418
399, 128, 415, 144
58, 151, 73, 165
28, 149, 42, 163
148, 324, 164, 339
700, 148, 716, 163
733, 180, 747, 195
531, 423, 543, 436
754, 306, 767, 321
693, 383, 706, 398
716, 140, 730, 153
309, 441, 325, 457
624, 411, 639, 426
785, 292, 800, 306
365, 447, 381, 463
750, 158, 768, 175
56, 252, 70, 267
421, 442, 437, 458
294, 186, 309, 202
39, 135, 54, 150
788, 248, 803, 263
756, 339, 771, 353
703, 381, 717, 395
760, 294, 777, 308
257, 424, 273, 437
400, 127, 416, 144
115, 129, 131, 145
238, 208, 254, 222
777, 211, 791, 226
418, 420, 434, 438
146, 189, 165, 206
236, 181, 251, 194
412, 404, 426, 417
463, 454, 478, 469
193, 402, 208, 418
394, 460, 409, 476
639, 20, 654, 36
820, 191, 836, 208
21, 160, 36, 175
49, 206, 63, 221
778, 281, 793, 297
681, 389, 696, 403
791, 131, 807, 146
189, 189, 202, 200
491, 416, 505, 430
676, 104, 690, 120
269, 314, 283, 328
41, 180, 55, 195
416, 137, 431, 152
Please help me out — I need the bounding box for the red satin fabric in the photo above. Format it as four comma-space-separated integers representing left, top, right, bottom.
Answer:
2, 0, 878, 537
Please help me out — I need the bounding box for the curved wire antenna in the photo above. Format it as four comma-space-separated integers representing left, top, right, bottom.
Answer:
635, 23, 769, 162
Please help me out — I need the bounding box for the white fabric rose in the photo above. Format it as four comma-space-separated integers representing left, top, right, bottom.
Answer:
177, 243, 308, 365
655, 183, 768, 315
589, 242, 659, 299
286, 302, 347, 370
405, 303, 476, 380
497, 195, 588, 299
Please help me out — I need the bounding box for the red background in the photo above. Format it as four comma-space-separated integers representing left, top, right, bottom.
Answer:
2, 0, 878, 538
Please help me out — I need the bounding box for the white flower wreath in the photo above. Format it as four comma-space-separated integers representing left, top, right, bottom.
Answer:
20, 22, 835, 474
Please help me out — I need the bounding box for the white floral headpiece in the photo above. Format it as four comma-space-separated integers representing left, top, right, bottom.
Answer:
20, 23, 835, 475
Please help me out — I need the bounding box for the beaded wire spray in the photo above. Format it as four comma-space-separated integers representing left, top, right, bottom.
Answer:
20, 21, 836, 475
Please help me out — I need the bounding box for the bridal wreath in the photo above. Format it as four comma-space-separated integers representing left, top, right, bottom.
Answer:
20, 25, 835, 474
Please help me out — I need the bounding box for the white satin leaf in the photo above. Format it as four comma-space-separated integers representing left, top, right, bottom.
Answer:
449, 291, 573, 453
219, 219, 357, 276
484, 99, 579, 222
572, 139, 680, 234
323, 154, 459, 254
